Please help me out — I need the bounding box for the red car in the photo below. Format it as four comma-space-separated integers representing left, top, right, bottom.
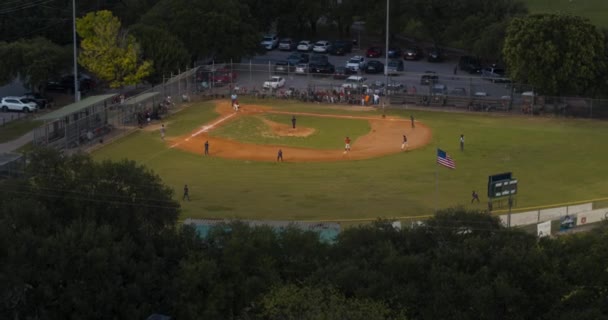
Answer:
211, 69, 237, 84
366, 46, 383, 58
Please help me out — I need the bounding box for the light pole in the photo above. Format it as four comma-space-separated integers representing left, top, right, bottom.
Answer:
384, 0, 389, 100
72, 0, 80, 101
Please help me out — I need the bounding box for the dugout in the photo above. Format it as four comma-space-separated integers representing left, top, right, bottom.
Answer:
33, 94, 116, 149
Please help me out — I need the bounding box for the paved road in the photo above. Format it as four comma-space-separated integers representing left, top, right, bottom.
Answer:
218, 49, 512, 98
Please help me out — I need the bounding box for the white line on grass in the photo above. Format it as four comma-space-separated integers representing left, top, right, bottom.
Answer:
170, 112, 236, 149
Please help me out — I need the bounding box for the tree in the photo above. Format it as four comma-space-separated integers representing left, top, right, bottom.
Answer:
129, 24, 191, 85
76, 10, 152, 88
503, 14, 607, 96
141, 0, 261, 61
0, 37, 70, 92
258, 284, 395, 320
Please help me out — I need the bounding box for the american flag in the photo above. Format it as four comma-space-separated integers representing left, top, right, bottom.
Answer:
437, 149, 455, 169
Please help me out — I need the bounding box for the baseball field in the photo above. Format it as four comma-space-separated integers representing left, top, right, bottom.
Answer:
93, 99, 608, 222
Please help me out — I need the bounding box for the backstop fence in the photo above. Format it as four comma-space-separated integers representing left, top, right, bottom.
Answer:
195, 61, 608, 119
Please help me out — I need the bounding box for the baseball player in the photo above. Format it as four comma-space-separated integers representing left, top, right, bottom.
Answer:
277, 149, 283, 162
401, 134, 408, 151
160, 124, 166, 140
344, 136, 351, 152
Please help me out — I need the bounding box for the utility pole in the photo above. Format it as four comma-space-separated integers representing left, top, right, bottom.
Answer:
72, 0, 80, 101
384, 0, 390, 98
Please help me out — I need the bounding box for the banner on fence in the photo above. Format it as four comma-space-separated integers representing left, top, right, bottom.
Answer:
537, 221, 551, 238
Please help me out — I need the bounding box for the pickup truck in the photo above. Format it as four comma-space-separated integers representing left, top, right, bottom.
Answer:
263, 76, 286, 89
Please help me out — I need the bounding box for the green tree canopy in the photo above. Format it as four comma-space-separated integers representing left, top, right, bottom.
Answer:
503, 14, 607, 96
141, 0, 261, 61
129, 24, 191, 85
0, 37, 70, 92
76, 10, 152, 88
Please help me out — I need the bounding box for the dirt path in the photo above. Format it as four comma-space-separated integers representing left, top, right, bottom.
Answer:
170, 101, 432, 162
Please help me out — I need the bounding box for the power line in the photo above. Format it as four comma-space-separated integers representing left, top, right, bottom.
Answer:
0, 0, 54, 15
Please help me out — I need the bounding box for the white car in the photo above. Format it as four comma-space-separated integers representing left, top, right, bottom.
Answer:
312, 41, 332, 53
1, 96, 38, 112
295, 63, 308, 75
342, 76, 367, 89
346, 56, 366, 72
260, 34, 279, 50
263, 76, 286, 89
297, 40, 313, 52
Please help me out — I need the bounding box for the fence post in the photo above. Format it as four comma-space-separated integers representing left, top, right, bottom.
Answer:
590, 98, 593, 118
268, 61, 271, 78
509, 82, 514, 112
178, 69, 181, 96
249, 60, 252, 89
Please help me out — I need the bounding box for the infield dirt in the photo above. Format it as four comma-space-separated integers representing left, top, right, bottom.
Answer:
169, 101, 432, 162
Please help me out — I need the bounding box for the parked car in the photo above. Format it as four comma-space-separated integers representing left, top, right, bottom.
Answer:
420, 71, 439, 85
287, 53, 309, 66
364, 60, 384, 74
309, 54, 329, 65
387, 82, 405, 90
346, 56, 366, 72
342, 75, 367, 89
297, 40, 313, 52
481, 66, 507, 82
333, 66, 356, 79
313, 41, 332, 53
431, 84, 447, 96
278, 38, 296, 51
309, 62, 335, 75
260, 34, 279, 50
386, 60, 404, 74
211, 69, 237, 84
20, 92, 51, 108
427, 47, 444, 62
46, 76, 95, 93
403, 47, 423, 60
449, 87, 467, 96
366, 46, 383, 58
295, 63, 308, 75
274, 61, 291, 74
263, 76, 286, 89
329, 40, 352, 55
388, 47, 402, 58
458, 56, 482, 74
1, 96, 38, 112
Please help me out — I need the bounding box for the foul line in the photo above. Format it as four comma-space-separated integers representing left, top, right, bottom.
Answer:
169, 112, 237, 149
266, 110, 410, 122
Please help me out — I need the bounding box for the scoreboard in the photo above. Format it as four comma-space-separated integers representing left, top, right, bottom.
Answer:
487, 172, 518, 198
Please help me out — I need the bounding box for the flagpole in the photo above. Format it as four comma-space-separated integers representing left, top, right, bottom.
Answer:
435, 159, 438, 213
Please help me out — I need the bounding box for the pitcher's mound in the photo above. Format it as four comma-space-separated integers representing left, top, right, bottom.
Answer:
260, 117, 315, 137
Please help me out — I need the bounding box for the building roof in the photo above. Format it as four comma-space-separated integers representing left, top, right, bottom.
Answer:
123, 92, 160, 106
36, 94, 116, 121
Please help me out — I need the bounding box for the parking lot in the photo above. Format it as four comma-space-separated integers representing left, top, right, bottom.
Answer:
211, 48, 514, 99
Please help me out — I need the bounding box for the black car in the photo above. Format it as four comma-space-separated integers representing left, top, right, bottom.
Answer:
46, 76, 95, 93
287, 53, 309, 66
20, 92, 52, 108
420, 71, 439, 85
329, 40, 353, 56
458, 56, 482, 74
333, 66, 355, 79
309, 62, 335, 75
274, 61, 291, 74
427, 47, 444, 62
365, 60, 384, 74
387, 47, 402, 58
403, 47, 423, 60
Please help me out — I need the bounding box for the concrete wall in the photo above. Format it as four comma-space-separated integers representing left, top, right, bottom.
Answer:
576, 209, 608, 226
500, 210, 539, 227
539, 207, 567, 222
567, 203, 593, 214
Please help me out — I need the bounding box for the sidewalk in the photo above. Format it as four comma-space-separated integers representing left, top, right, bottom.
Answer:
0, 130, 33, 153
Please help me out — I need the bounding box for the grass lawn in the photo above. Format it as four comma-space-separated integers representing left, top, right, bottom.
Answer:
210, 113, 370, 149
0, 118, 40, 143
524, 0, 608, 27
94, 99, 608, 222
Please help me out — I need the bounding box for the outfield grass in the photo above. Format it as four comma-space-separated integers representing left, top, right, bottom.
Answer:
210, 114, 370, 149
524, 0, 608, 27
0, 118, 40, 143
94, 99, 608, 221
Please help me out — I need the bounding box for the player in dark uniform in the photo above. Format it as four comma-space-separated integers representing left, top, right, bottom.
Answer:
204, 140, 209, 156
471, 190, 480, 203
277, 149, 283, 162
183, 184, 190, 201
291, 115, 296, 129
410, 115, 415, 128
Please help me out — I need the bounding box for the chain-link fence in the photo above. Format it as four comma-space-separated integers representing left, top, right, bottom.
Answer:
34, 67, 201, 152
192, 61, 608, 119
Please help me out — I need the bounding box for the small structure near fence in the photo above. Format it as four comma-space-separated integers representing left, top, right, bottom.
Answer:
33, 94, 116, 150
0, 152, 25, 178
